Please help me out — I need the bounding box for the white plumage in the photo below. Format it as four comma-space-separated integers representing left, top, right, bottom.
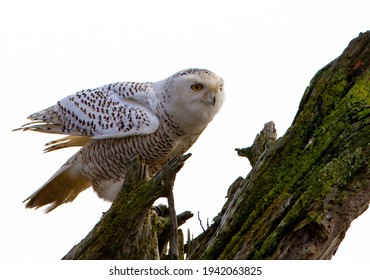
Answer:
17, 68, 224, 212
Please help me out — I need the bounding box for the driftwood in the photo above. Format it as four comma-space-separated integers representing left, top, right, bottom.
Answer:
64, 31, 370, 260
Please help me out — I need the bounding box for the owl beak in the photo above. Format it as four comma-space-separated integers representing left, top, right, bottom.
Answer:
211, 95, 216, 106
204, 94, 216, 106
205, 92, 217, 106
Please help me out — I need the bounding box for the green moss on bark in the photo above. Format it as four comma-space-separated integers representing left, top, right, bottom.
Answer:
63, 155, 192, 260
190, 31, 370, 260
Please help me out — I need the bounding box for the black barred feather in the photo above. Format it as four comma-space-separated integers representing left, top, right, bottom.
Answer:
16, 68, 224, 211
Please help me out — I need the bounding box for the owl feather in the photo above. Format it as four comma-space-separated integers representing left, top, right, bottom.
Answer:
16, 68, 224, 212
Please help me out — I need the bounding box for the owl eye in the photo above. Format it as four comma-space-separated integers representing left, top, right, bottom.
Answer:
191, 83, 204, 91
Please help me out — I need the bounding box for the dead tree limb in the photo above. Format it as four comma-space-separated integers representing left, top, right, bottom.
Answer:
189, 31, 370, 260
63, 31, 369, 260
63, 154, 192, 260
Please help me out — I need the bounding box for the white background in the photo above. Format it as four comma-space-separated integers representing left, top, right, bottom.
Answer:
0, 0, 369, 260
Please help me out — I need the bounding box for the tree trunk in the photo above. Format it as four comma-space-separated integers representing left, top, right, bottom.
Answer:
189, 31, 370, 260
63, 31, 370, 260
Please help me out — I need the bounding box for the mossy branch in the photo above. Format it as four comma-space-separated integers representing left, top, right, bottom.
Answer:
189, 31, 370, 260
63, 154, 192, 260
63, 32, 369, 260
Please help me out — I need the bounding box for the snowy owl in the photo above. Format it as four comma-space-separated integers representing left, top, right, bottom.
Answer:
17, 68, 224, 212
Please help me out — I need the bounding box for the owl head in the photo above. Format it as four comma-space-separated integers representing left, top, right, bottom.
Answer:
159, 68, 225, 133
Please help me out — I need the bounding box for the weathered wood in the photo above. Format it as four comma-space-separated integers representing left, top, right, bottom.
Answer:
236, 121, 277, 167
167, 188, 179, 260
63, 154, 192, 260
189, 31, 370, 260
63, 32, 369, 260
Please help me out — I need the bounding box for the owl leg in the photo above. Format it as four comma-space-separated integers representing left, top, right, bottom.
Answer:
92, 179, 124, 202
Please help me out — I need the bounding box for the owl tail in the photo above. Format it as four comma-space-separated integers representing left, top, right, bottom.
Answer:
23, 161, 91, 213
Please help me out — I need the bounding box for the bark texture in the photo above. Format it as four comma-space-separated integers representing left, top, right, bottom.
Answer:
63, 154, 193, 260
64, 31, 369, 260
189, 31, 370, 260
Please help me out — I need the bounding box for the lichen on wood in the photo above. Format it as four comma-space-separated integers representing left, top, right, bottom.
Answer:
63, 32, 369, 260
189, 31, 370, 260
63, 154, 193, 260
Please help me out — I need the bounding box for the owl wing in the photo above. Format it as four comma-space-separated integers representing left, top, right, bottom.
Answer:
19, 86, 160, 140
